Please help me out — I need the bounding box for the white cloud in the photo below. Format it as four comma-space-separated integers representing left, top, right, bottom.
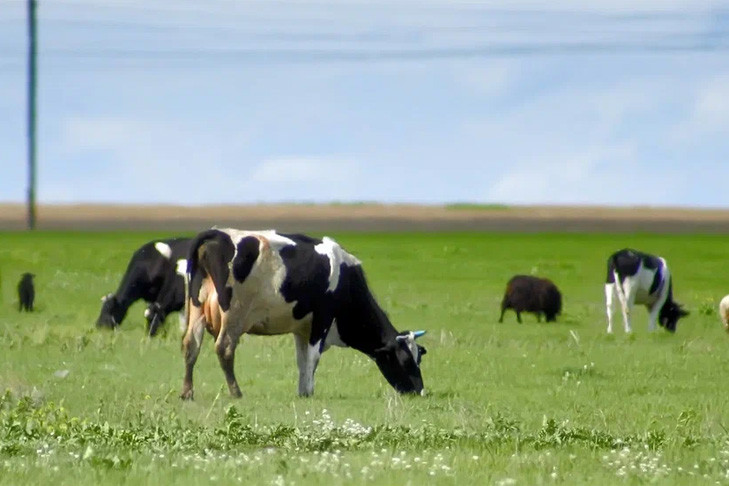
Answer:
61, 116, 134, 152
251, 156, 361, 184
453, 62, 514, 98
45, 115, 365, 204
666, 73, 729, 145
450, 77, 701, 206
45, 115, 237, 203
692, 75, 729, 129
485, 145, 649, 205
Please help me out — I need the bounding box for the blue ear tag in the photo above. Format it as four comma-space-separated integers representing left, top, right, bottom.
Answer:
413, 330, 426, 339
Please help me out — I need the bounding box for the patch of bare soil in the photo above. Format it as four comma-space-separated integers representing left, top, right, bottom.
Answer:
1, 204, 729, 233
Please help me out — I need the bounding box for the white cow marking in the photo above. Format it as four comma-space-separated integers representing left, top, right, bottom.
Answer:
323, 320, 347, 349
175, 258, 187, 276
221, 229, 297, 253
154, 242, 172, 260
315, 237, 361, 292
396, 332, 422, 364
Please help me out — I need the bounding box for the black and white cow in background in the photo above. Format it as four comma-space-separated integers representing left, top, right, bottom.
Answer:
604, 248, 688, 333
96, 237, 192, 336
180, 228, 427, 400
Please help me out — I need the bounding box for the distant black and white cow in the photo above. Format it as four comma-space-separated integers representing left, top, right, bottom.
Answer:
180, 228, 427, 400
604, 248, 688, 333
719, 295, 729, 333
498, 275, 562, 323
96, 237, 192, 336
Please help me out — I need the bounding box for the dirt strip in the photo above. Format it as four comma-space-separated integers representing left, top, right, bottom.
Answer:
1, 204, 729, 233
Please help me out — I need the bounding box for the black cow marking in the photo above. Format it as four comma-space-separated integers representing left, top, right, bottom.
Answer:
277, 237, 331, 321
232, 236, 260, 284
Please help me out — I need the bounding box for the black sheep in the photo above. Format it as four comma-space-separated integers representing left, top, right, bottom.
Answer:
17, 272, 35, 312
499, 275, 562, 323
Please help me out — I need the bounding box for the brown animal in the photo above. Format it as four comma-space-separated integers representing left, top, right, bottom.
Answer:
499, 275, 562, 323
17, 273, 35, 312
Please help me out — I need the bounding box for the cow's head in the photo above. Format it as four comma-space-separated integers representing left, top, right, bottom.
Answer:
374, 330, 427, 395
144, 303, 165, 337
659, 301, 689, 332
96, 293, 124, 329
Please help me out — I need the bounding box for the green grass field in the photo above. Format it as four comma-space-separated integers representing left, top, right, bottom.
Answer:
1, 231, 729, 485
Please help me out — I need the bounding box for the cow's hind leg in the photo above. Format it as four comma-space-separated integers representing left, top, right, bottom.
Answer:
180, 304, 206, 400
215, 314, 243, 398
294, 333, 322, 397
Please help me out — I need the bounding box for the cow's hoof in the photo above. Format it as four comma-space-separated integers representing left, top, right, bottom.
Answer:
180, 389, 194, 401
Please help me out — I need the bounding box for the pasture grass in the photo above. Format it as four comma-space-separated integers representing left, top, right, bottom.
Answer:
1, 231, 729, 484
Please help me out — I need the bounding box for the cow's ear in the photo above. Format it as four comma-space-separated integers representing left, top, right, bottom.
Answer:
679, 307, 690, 317
374, 342, 394, 357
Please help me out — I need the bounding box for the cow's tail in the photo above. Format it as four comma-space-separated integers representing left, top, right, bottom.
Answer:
186, 229, 235, 312
182, 266, 191, 333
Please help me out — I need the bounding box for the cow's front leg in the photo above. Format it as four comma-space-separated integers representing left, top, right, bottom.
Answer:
605, 283, 615, 333
180, 305, 205, 400
617, 280, 635, 333
294, 333, 321, 397
215, 316, 243, 398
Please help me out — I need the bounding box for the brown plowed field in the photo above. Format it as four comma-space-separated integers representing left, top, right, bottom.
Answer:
1, 204, 729, 233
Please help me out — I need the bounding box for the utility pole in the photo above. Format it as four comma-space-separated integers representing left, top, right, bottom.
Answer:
27, 0, 37, 230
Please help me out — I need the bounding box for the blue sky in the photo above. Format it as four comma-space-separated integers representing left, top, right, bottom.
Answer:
1, 0, 728, 206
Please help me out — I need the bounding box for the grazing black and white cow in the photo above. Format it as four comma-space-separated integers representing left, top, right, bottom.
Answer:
605, 248, 688, 333
96, 237, 192, 336
180, 228, 427, 400
498, 275, 562, 323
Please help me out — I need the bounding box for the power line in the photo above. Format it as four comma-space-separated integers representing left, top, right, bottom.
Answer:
0, 40, 725, 73
30, 41, 729, 58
